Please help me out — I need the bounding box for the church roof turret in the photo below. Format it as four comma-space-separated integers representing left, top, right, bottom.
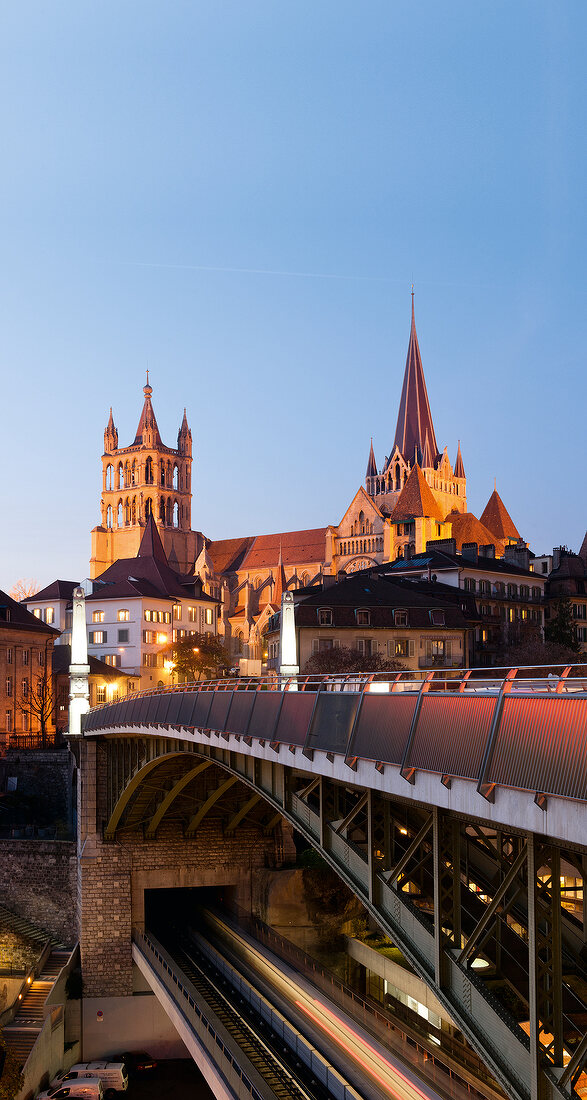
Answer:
454, 440, 465, 479
177, 407, 192, 454
104, 407, 118, 452
480, 488, 520, 542
365, 438, 377, 479
134, 373, 162, 446
272, 543, 287, 609
393, 293, 439, 465
389, 463, 444, 523
421, 429, 435, 470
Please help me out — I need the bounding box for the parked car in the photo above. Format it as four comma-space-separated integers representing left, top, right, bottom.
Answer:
37, 1080, 103, 1100
50, 1062, 127, 1098
113, 1050, 158, 1075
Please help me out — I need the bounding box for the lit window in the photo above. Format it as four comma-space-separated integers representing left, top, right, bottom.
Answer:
117, 609, 129, 622
97, 685, 106, 704
103, 655, 120, 667
318, 608, 332, 626
156, 633, 168, 645
164, 611, 171, 624
92, 610, 105, 623
89, 630, 106, 644
145, 610, 152, 622
5, 711, 11, 732
393, 639, 411, 657
33, 608, 41, 619
205, 608, 214, 625
173, 604, 182, 618
143, 630, 155, 643
45, 607, 54, 624
188, 606, 197, 622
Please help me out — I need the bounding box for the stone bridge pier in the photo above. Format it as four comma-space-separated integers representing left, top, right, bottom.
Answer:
76, 737, 293, 1055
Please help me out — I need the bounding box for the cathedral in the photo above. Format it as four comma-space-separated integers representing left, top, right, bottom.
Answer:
90, 298, 523, 659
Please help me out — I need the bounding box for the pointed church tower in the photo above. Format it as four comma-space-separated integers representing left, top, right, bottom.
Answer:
366, 294, 466, 519
393, 292, 439, 464
90, 377, 201, 578
454, 440, 465, 479
271, 544, 287, 609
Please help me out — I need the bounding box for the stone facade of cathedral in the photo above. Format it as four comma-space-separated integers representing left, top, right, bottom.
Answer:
90, 299, 524, 661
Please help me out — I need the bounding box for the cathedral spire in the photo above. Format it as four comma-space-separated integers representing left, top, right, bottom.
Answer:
393, 294, 438, 466
365, 438, 377, 479
272, 543, 287, 608
454, 439, 465, 479
134, 376, 162, 446
178, 407, 192, 455
104, 406, 118, 452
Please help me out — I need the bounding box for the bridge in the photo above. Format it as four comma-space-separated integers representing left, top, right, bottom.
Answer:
80, 667, 587, 1100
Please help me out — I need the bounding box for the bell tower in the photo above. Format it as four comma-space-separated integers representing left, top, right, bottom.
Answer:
90, 377, 199, 577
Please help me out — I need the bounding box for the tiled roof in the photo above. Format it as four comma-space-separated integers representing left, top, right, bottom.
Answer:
480, 489, 520, 541
52, 645, 132, 680
393, 295, 438, 464
445, 511, 499, 552
239, 529, 327, 570
389, 464, 444, 522
23, 580, 79, 603
86, 517, 214, 602
206, 536, 256, 575
295, 573, 468, 629
0, 589, 60, 636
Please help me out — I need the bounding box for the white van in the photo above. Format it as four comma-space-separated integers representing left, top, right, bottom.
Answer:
37, 1079, 103, 1100
50, 1062, 128, 1097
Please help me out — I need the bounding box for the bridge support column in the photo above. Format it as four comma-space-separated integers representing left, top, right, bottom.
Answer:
528, 835, 548, 1100
433, 808, 459, 987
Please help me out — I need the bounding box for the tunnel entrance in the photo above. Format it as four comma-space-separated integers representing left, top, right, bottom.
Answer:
144, 885, 236, 938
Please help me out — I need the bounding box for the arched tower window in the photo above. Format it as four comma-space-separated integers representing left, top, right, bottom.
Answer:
105, 464, 113, 491
131, 497, 136, 524
159, 497, 165, 524
131, 459, 136, 486
173, 501, 179, 527
145, 497, 152, 519
125, 497, 130, 524
124, 460, 130, 487
117, 501, 123, 527
173, 464, 179, 490
106, 505, 113, 528
160, 460, 166, 486
117, 463, 124, 490
145, 456, 154, 484
167, 460, 172, 486
166, 497, 173, 525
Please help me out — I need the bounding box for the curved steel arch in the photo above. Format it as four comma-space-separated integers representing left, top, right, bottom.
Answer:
145, 761, 212, 838
104, 751, 197, 839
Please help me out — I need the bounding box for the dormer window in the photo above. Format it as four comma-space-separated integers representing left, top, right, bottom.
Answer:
394, 609, 408, 627
318, 608, 332, 626
430, 609, 445, 626
356, 608, 370, 626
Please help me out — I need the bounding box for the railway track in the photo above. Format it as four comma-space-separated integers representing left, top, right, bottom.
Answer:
154, 925, 335, 1100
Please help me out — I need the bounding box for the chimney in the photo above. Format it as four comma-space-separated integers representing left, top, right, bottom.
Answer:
426, 538, 456, 556
503, 539, 531, 572
461, 542, 479, 563
480, 544, 495, 559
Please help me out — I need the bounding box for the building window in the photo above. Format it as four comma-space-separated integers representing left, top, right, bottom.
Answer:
145, 609, 152, 622
22, 649, 29, 666
318, 608, 333, 626
392, 639, 414, 658
118, 629, 129, 644
5, 711, 11, 732
22, 678, 29, 699
22, 712, 29, 732
92, 610, 105, 623
173, 604, 182, 618
143, 630, 155, 643
6, 677, 12, 697
97, 685, 106, 704
155, 632, 168, 645
117, 609, 129, 622
45, 607, 54, 624
356, 609, 370, 626
205, 608, 214, 625
429, 610, 445, 626
33, 608, 42, 619
311, 638, 340, 654
355, 638, 373, 657
508, 584, 518, 598
541, 561, 548, 573
188, 606, 197, 622
394, 610, 408, 627
520, 585, 530, 599
38, 649, 44, 666
6, 648, 12, 665
89, 631, 106, 644
464, 578, 476, 593
573, 604, 587, 620
103, 655, 120, 667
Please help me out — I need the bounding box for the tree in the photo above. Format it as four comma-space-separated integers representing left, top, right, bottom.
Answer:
8, 578, 39, 601
545, 596, 580, 653
17, 641, 57, 747
163, 632, 231, 682
303, 646, 405, 675
0, 1034, 24, 1100
496, 624, 582, 671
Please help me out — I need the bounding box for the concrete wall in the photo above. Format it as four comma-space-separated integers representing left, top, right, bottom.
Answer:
0, 840, 77, 944
82, 990, 190, 1061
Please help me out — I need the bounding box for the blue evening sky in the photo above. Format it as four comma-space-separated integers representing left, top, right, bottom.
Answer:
1, 2, 585, 589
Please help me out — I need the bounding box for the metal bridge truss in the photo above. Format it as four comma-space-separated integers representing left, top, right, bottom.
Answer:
99, 732, 587, 1100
